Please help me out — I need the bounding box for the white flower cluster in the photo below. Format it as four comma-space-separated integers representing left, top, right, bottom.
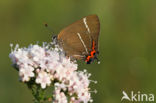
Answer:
9, 43, 96, 103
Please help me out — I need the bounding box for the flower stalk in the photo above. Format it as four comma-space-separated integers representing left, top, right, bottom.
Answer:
26, 79, 47, 103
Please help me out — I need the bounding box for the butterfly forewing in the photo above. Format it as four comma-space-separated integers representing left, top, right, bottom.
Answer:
57, 15, 100, 60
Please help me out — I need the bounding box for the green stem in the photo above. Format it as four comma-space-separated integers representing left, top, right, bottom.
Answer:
26, 79, 53, 103
31, 84, 45, 103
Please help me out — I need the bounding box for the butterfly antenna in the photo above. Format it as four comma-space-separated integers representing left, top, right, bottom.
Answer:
44, 23, 58, 44
44, 23, 55, 35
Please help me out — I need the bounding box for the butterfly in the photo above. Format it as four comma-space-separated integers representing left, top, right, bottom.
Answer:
53, 15, 100, 64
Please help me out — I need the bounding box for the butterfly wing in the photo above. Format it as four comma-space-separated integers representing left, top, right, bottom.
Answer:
85, 15, 100, 52
57, 14, 100, 60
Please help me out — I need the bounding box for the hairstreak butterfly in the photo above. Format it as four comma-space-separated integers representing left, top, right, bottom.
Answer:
53, 14, 100, 64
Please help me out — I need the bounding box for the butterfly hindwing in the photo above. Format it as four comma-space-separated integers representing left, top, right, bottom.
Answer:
57, 14, 100, 60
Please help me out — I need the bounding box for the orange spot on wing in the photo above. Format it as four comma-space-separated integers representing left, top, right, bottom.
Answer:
85, 41, 96, 62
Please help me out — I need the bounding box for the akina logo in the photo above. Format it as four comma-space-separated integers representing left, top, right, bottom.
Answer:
121, 91, 154, 102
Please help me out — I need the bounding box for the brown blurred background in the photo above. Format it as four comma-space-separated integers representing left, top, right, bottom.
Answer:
0, 0, 156, 103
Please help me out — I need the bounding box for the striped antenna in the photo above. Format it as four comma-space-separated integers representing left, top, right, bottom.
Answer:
44, 23, 55, 35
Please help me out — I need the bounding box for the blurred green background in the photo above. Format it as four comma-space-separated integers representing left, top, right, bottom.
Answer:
0, 0, 156, 103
